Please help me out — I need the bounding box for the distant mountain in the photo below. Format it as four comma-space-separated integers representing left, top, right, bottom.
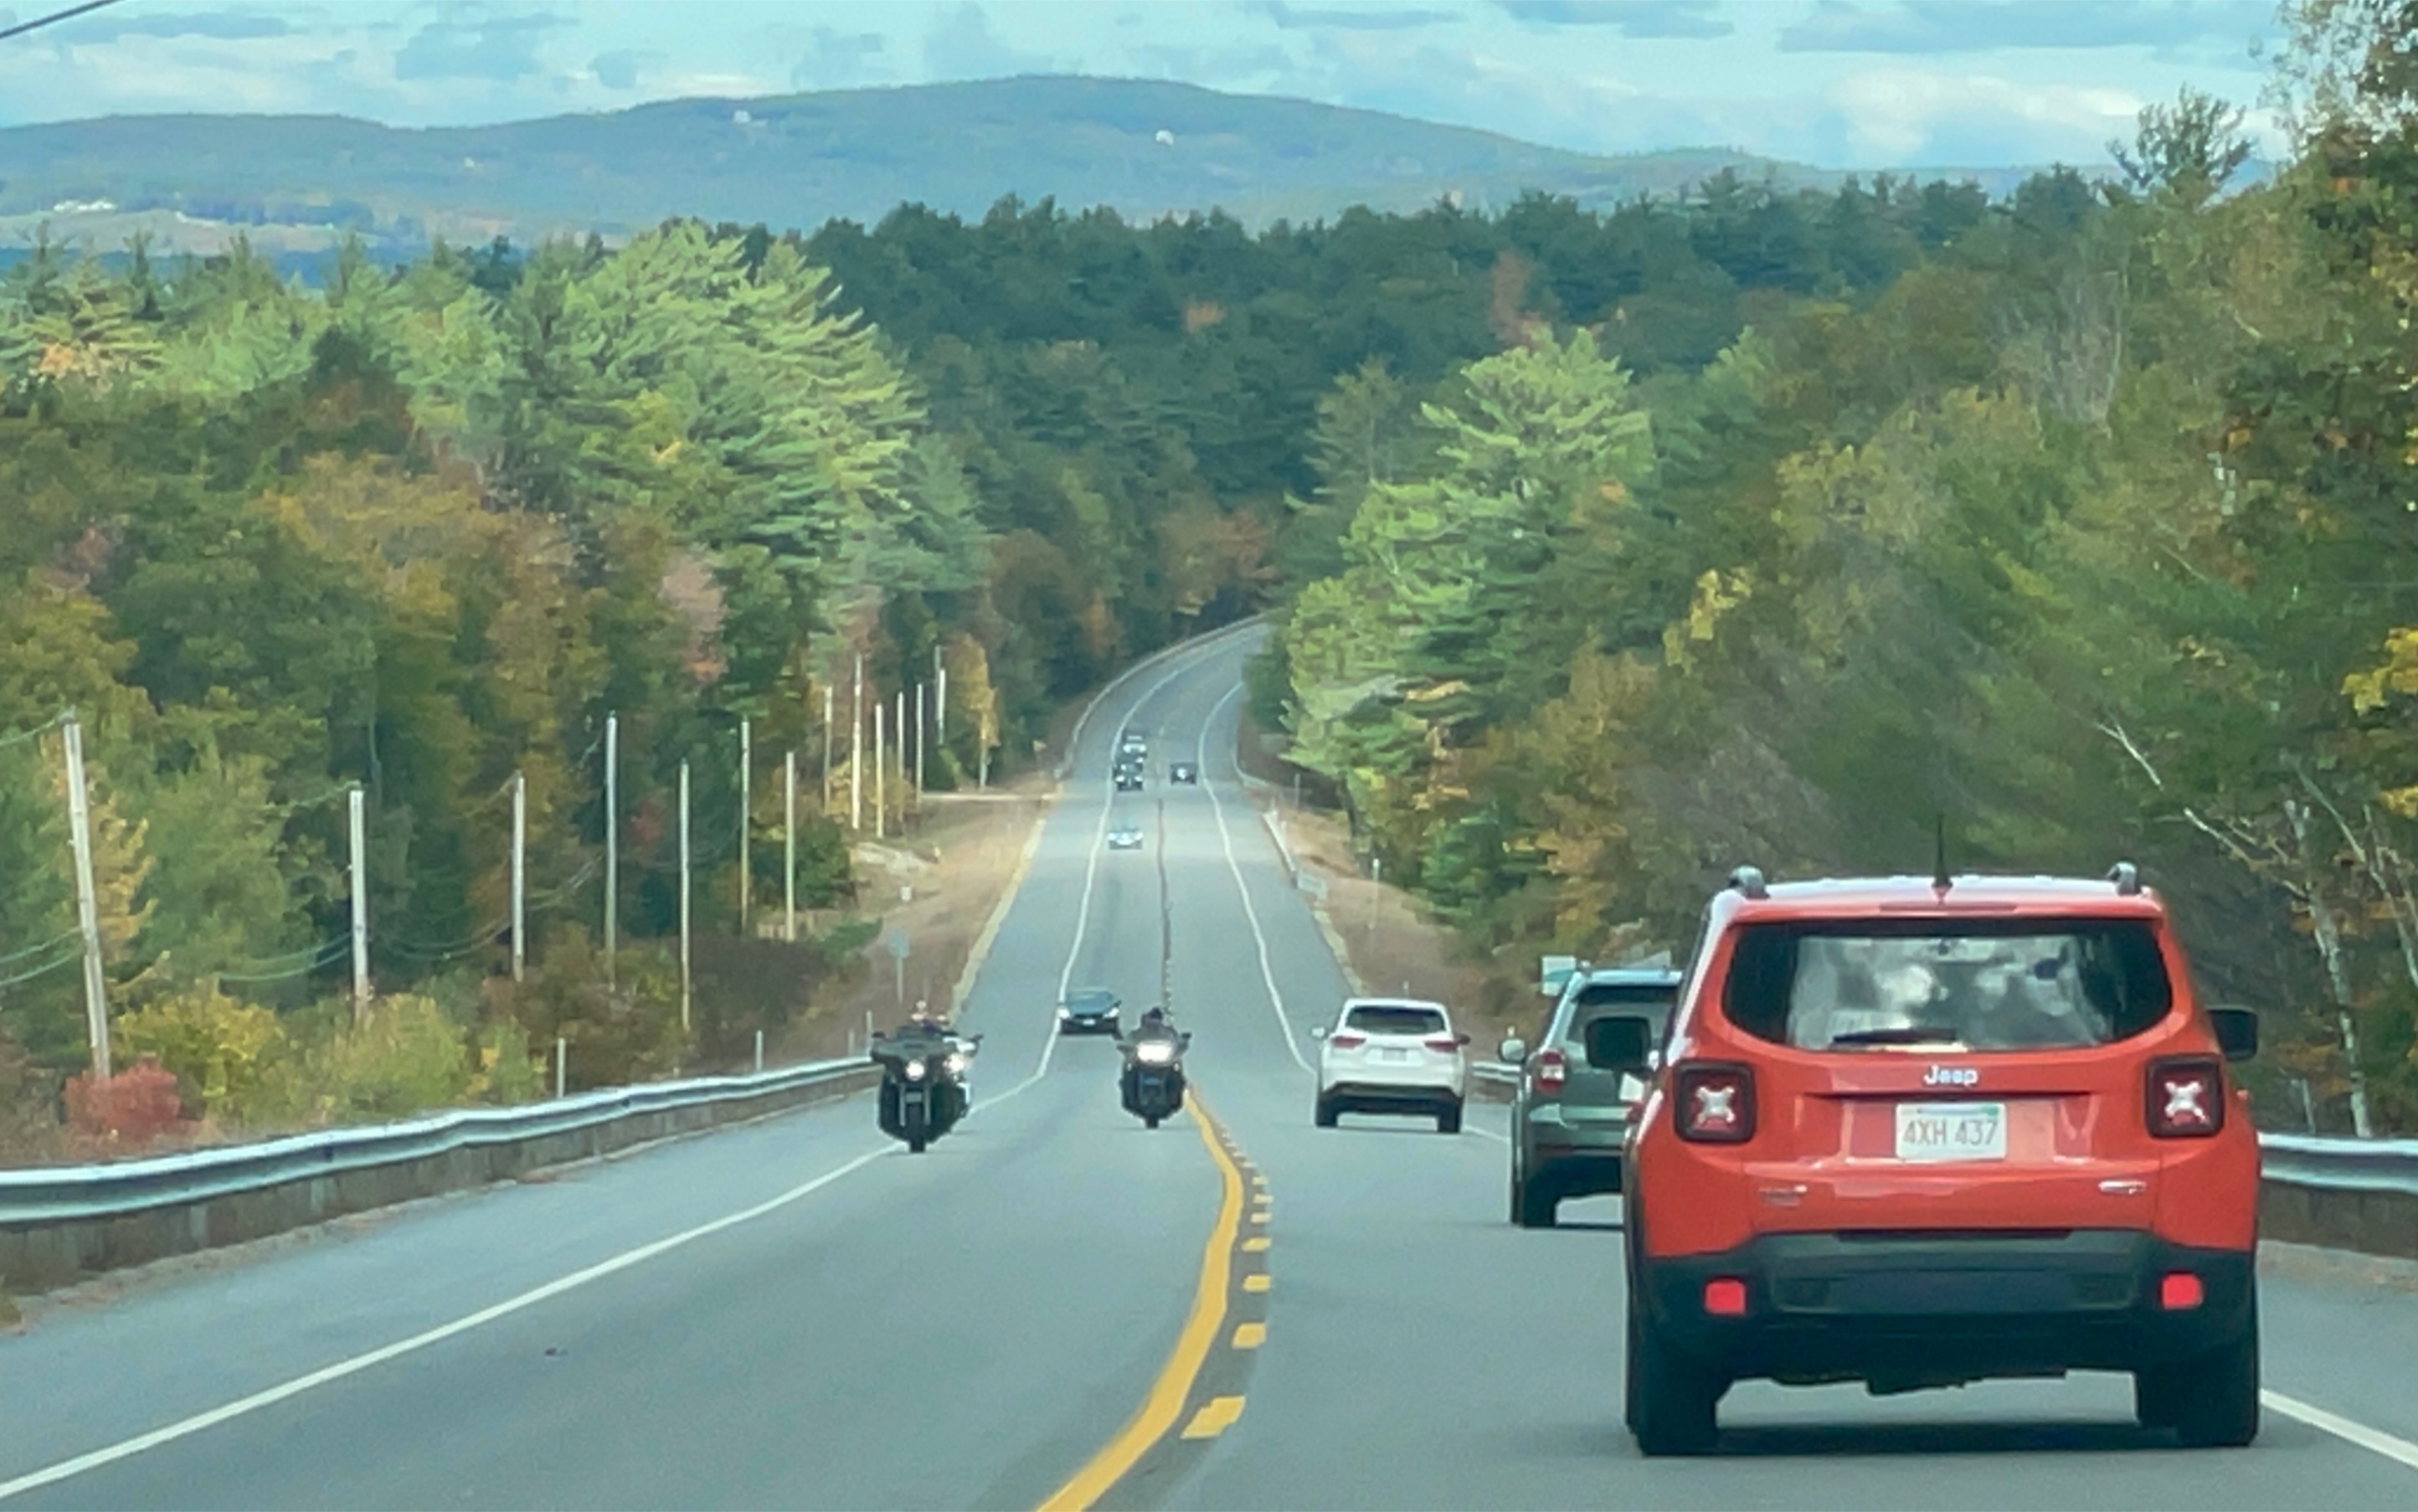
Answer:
0, 75, 2060, 261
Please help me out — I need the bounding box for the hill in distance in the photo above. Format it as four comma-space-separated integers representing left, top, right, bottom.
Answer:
0, 75, 2071, 263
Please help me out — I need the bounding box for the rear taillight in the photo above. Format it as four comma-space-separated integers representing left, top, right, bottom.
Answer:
1424, 1036, 1462, 1055
1702, 1278, 1749, 1317
1535, 1048, 1567, 1092
1675, 1062, 1756, 1144
2159, 1272, 2204, 1310
1329, 1031, 1367, 1051
2147, 1055, 2224, 1139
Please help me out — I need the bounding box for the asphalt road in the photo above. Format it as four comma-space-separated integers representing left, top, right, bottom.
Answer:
4, 625, 2418, 1510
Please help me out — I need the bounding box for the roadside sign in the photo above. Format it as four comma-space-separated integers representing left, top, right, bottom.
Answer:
887, 930, 911, 960
1540, 954, 1578, 996
1298, 872, 1328, 901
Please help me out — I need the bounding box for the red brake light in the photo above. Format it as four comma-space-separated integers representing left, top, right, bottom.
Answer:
1535, 1048, 1567, 1092
2158, 1272, 2204, 1310
2147, 1056, 2224, 1139
1703, 1278, 1748, 1317
1675, 1062, 1756, 1143
1424, 1036, 1462, 1055
1329, 1031, 1367, 1051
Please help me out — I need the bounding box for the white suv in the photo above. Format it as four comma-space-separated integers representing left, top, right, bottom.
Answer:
1312, 997, 1469, 1134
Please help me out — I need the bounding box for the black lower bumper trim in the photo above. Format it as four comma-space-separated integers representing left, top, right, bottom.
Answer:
1635, 1230, 2254, 1386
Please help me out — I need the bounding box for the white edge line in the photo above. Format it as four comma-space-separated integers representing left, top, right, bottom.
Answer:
0, 1146, 891, 1502
1198, 681, 1314, 1074
2265, 1390, 2418, 1473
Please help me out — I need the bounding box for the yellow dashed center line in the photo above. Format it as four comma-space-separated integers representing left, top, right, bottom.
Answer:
1231, 1323, 1267, 1350
1242, 1274, 1272, 1293
1242, 1236, 1269, 1253
1181, 1396, 1247, 1440
1037, 1095, 1243, 1510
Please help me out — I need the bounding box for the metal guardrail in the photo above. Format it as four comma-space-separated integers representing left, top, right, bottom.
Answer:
0, 1057, 875, 1226
2259, 1131, 2418, 1197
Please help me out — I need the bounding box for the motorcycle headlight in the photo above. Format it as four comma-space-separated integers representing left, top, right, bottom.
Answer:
945, 1053, 968, 1076
903, 1059, 928, 1081
1136, 1041, 1176, 1065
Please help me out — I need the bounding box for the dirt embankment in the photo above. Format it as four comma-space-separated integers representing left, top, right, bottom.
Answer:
1231, 712, 1544, 1057
776, 772, 1055, 1062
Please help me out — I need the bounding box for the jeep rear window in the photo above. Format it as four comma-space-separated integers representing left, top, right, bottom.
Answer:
1721, 918, 2172, 1052
1346, 1005, 1448, 1036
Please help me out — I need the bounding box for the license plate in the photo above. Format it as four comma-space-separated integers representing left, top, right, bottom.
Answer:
1894, 1102, 2006, 1161
1380, 1047, 1412, 1063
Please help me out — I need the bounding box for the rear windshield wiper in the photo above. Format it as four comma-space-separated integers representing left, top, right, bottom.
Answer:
1828, 1026, 1964, 1047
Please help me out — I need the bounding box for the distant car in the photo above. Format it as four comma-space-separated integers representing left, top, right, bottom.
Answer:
1057, 986, 1122, 1036
1170, 762, 1199, 784
1108, 825, 1145, 850
1501, 965, 1682, 1227
1119, 730, 1148, 757
1114, 770, 1144, 792
1313, 997, 1469, 1133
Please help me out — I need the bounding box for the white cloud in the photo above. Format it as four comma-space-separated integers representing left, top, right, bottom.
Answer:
1828, 69, 2141, 161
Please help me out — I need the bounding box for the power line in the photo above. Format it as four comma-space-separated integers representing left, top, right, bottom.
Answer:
0, 0, 125, 44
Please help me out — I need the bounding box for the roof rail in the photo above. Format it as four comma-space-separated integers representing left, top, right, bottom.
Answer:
2109, 861, 2142, 896
1727, 866, 1769, 900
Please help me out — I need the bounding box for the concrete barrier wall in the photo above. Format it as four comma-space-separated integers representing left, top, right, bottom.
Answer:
2261, 1180, 2418, 1262
0, 1066, 880, 1295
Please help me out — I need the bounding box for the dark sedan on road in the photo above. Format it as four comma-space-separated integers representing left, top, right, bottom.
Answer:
1058, 987, 1122, 1036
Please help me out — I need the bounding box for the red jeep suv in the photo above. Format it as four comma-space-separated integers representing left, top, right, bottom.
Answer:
1619, 863, 2262, 1455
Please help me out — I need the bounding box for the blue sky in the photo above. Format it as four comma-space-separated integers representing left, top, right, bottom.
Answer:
0, 0, 2287, 169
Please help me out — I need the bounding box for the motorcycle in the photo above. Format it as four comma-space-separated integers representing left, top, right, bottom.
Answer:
1119, 1030, 1191, 1129
872, 1029, 980, 1153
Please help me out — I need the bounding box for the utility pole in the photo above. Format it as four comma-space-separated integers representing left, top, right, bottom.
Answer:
603, 712, 619, 984
678, 759, 692, 1035
510, 770, 527, 983
349, 783, 370, 1025
783, 749, 799, 944
59, 711, 110, 1080
850, 653, 864, 832
895, 690, 907, 826
821, 684, 836, 820
874, 701, 887, 841
935, 646, 947, 753
738, 717, 752, 937
914, 681, 926, 806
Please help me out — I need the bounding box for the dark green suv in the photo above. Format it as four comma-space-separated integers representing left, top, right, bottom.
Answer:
1501, 966, 1681, 1228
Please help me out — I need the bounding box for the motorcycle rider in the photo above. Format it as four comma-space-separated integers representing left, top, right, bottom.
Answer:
1119, 1005, 1188, 1111
872, 1000, 965, 1134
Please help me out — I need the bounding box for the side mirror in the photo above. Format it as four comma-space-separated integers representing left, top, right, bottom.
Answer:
1583, 1014, 1655, 1073
1498, 1036, 1528, 1064
1180, 1032, 1193, 1051
2209, 1005, 2259, 1062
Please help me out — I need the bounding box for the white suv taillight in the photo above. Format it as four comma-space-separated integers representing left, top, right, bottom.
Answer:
2147, 1055, 2224, 1139
1675, 1062, 1756, 1143
1535, 1047, 1567, 1092
1423, 1036, 1461, 1056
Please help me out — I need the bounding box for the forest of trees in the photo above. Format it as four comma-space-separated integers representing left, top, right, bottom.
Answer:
1261, 4, 2418, 1138
10, 0, 2418, 1146
0, 115, 1989, 1151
